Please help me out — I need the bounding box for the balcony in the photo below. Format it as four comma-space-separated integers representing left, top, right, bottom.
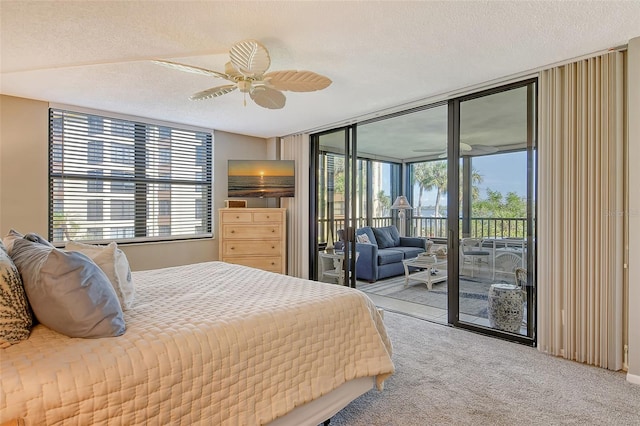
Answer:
318, 215, 527, 243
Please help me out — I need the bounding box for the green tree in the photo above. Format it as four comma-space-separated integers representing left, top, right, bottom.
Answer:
473, 188, 527, 236
375, 190, 391, 216
414, 161, 483, 218
414, 161, 448, 217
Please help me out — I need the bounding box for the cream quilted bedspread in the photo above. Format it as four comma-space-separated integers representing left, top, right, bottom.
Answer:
0, 261, 394, 425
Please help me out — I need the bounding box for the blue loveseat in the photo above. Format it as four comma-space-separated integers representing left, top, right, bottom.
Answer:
338, 225, 428, 282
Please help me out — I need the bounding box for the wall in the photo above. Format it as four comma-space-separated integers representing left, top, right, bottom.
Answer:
0, 95, 269, 271
627, 37, 640, 384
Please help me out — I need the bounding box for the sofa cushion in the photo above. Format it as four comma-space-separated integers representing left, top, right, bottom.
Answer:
391, 246, 425, 259
377, 249, 404, 265
372, 226, 400, 249
356, 227, 378, 247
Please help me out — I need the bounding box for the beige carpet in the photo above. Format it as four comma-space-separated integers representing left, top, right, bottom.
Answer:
329, 311, 640, 426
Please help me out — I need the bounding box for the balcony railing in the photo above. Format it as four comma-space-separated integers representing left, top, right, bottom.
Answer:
318, 216, 527, 243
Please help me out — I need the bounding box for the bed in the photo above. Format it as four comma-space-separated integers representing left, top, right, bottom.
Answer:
0, 261, 394, 425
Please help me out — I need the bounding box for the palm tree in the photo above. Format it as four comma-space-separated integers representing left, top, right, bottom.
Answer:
414, 161, 483, 217
375, 190, 391, 216
414, 161, 448, 217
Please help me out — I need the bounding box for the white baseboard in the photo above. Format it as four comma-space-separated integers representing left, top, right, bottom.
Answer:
627, 372, 640, 385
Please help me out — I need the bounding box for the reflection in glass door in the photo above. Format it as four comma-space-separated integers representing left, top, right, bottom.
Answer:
313, 128, 360, 288
452, 81, 536, 342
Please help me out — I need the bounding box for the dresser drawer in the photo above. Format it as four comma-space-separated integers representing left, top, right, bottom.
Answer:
253, 211, 283, 223
220, 211, 253, 223
223, 225, 281, 239
224, 256, 283, 273
222, 240, 282, 256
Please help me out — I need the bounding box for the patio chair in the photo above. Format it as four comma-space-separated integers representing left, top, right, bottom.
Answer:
494, 252, 524, 281
460, 238, 491, 277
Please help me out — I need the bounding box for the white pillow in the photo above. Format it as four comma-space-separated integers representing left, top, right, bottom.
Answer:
65, 241, 135, 310
356, 233, 371, 244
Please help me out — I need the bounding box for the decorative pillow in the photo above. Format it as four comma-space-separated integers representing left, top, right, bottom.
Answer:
0, 241, 33, 348
11, 238, 125, 338
2, 229, 25, 255
65, 241, 135, 310
372, 226, 400, 249
356, 227, 378, 247
356, 233, 371, 244
2, 229, 52, 256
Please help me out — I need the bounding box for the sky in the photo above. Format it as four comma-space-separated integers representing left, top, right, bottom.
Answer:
409, 151, 528, 208
228, 160, 295, 176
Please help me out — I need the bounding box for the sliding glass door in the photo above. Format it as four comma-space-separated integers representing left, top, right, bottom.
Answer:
312, 128, 360, 287
309, 80, 536, 345
449, 80, 536, 343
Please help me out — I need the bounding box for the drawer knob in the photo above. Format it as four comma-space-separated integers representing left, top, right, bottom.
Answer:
266, 215, 270, 218
236, 215, 240, 218
271, 245, 275, 249
230, 247, 235, 250
230, 230, 235, 233
271, 229, 275, 233
271, 262, 275, 265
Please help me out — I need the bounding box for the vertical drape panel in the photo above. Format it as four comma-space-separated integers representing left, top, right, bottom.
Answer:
280, 134, 310, 279
538, 52, 625, 370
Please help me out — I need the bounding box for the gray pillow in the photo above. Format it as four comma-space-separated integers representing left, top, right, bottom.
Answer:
11, 238, 125, 338
0, 241, 33, 347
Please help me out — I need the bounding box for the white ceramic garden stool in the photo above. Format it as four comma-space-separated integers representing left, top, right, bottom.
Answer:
487, 283, 524, 333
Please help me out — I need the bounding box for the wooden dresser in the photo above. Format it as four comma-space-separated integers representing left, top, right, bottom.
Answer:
218, 208, 287, 274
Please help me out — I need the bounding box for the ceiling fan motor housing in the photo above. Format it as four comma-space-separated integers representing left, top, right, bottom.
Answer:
237, 80, 252, 93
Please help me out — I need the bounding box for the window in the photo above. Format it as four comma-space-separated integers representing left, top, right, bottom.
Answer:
111, 227, 135, 239
111, 170, 135, 193
49, 109, 213, 243
87, 170, 103, 193
158, 147, 171, 165
87, 199, 103, 221
110, 121, 135, 138
88, 116, 103, 134
158, 199, 171, 216
111, 143, 134, 165
88, 140, 103, 164
111, 199, 135, 220
87, 227, 103, 239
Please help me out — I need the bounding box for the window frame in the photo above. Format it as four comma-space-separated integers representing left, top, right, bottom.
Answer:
49, 108, 214, 244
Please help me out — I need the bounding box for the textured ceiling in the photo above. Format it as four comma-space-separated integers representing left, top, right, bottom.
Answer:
1, 1, 639, 141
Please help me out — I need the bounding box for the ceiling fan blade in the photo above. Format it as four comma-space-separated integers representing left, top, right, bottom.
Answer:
224, 61, 243, 79
462, 144, 500, 156
250, 86, 286, 109
152, 60, 230, 80
264, 70, 332, 92
229, 39, 271, 78
190, 84, 237, 100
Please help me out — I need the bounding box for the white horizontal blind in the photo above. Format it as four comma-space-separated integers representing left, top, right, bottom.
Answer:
49, 109, 212, 243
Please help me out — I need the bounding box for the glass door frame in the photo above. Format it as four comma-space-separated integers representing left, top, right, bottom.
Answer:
310, 125, 359, 288
447, 78, 538, 346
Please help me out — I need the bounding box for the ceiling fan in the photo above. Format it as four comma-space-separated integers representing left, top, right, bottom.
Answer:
152, 39, 332, 109
413, 142, 498, 157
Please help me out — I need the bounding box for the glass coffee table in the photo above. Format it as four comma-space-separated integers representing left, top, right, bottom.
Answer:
402, 254, 448, 290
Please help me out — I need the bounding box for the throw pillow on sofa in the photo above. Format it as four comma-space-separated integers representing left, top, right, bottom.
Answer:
372, 226, 401, 249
